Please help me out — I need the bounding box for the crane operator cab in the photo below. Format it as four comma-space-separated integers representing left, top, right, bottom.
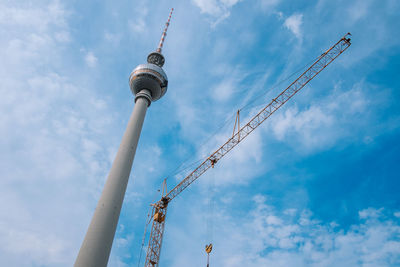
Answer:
205, 243, 213, 267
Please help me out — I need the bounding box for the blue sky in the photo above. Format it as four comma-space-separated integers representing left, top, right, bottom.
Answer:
1, 0, 399, 266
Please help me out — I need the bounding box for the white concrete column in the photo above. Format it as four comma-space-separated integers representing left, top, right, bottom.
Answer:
74, 90, 152, 267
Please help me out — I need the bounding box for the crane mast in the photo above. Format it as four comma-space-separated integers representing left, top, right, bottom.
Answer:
144, 33, 352, 267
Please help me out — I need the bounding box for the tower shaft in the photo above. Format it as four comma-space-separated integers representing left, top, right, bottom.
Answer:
74, 91, 151, 267
75, 8, 173, 266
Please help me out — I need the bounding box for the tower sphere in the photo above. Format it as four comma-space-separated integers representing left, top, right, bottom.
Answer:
129, 62, 168, 102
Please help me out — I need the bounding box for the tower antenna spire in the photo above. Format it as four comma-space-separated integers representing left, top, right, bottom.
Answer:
147, 8, 174, 67
157, 8, 174, 53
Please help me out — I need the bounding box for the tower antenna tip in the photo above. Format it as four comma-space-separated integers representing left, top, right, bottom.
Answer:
156, 8, 174, 53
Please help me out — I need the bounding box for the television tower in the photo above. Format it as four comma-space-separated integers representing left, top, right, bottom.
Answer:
74, 8, 174, 267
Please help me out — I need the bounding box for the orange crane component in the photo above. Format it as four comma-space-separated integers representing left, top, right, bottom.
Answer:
143, 33, 352, 267
205, 243, 213, 267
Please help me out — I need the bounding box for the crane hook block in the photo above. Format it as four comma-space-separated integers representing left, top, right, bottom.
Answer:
205, 243, 213, 254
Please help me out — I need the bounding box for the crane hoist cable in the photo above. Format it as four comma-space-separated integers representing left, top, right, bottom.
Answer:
143, 33, 352, 267
205, 168, 216, 245
137, 207, 153, 267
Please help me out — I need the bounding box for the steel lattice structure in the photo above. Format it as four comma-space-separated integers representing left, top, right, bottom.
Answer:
144, 33, 352, 267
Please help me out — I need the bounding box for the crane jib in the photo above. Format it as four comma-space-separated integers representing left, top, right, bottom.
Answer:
143, 34, 351, 267
165, 35, 351, 202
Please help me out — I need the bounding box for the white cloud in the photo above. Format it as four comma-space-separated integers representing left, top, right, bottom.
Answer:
213, 78, 235, 101
54, 31, 71, 43
284, 13, 303, 39
314, 0, 400, 66
0, 1, 66, 31
129, 18, 146, 33
267, 81, 372, 153
0, 1, 116, 266
193, 0, 222, 16
347, 0, 373, 23
166, 196, 400, 267
221, 0, 241, 6
85, 51, 98, 67
104, 31, 122, 46
266, 215, 283, 225
192, 0, 242, 25
207, 128, 265, 185
272, 105, 334, 143
128, 2, 148, 34
359, 207, 384, 219
260, 0, 281, 10
210, 64, 249, 101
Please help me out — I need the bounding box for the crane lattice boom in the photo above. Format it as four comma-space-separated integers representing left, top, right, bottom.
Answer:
144, 33, 351, 267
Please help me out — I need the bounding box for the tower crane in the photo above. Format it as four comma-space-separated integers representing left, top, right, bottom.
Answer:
143, 33, 352, 267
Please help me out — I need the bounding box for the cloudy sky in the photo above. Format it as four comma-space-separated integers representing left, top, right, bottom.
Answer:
1, 0, 399, 266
